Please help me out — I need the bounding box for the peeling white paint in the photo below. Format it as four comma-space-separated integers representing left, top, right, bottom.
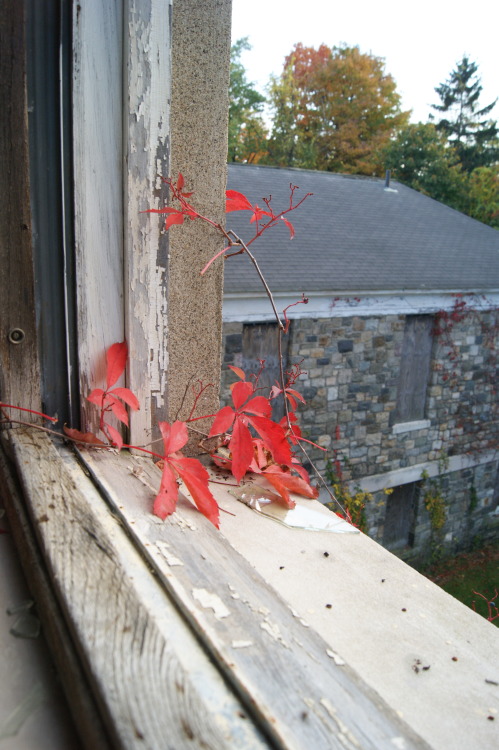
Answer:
192, 589, 231, 619
319, 698, 361, 748
326, 649, 346, 666
260, 619, 289, 649
231, 640, 253, 649
155, 541, 183, 567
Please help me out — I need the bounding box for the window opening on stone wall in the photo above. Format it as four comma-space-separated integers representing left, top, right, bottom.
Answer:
383, 481, 419, 548
242, 322, 289, 421
393, 315, 433, 424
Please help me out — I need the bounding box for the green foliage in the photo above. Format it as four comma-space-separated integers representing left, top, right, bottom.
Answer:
421, 469, 447, 531
324, 459, 373, 532
228, 38, 268, 163
431, 55, 499, 173
382, 123, 468, 211
467, 166, 499, 227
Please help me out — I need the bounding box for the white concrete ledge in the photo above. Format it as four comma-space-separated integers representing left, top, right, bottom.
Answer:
392, 419, 431, 434
351, 450, 499, 493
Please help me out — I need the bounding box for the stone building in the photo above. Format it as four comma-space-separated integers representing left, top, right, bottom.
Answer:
222, 163, 499, 564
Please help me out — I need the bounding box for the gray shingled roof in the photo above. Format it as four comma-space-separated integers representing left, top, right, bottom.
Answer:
223, 163, 499, 294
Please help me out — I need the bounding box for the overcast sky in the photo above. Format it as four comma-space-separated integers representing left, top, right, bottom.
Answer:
231, 0, 499, 125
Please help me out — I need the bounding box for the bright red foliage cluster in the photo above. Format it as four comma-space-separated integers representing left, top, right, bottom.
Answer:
3, 175, 320, 528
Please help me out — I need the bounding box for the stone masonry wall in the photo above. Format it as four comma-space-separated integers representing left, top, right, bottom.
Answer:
221, 309, 498, 560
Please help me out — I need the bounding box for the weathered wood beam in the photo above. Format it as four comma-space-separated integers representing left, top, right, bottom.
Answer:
4, 429, 270, 749
0, 0, 41, 413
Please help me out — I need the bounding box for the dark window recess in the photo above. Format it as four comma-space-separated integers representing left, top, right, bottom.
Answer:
383, 482, 419, 549
242, 322, 289, 421
394, 315, 433, 424
26, 0, 79, 426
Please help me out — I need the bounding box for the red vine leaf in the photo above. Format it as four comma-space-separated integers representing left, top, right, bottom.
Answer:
63, 426, 106, 446
229, 418, 255, 483
105, 423, 124, 451
281, 216, 295, 239
154, 421, 219, 527
165, 211, 185, 230
228, 364, 246, 380
106, 341, 128, 389
111, 387, 140, 411
225, 190, 253, 213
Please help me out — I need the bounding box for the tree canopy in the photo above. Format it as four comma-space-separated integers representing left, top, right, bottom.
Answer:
382, 123, 467, 211
265, 43, 410, 175
226, 44, 499, 228
431, 55, 499, 172
228, 38, 267, 163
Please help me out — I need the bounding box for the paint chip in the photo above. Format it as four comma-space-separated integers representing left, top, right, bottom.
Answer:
192, 589, 230, 619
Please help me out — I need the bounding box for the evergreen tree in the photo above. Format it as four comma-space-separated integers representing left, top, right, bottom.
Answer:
228, 38, 267, 163
431, 56, 499, 172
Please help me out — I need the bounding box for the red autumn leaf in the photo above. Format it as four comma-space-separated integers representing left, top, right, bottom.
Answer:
87, 388, 106, 407
159, 420, 189, 454
229, 418, 255, 483
279, 413, 302, 444
111, 387, 140, 411
63, 426, 106, 446
106, 341, 128, 389
245, 414, 292, 467
225, 190, 253, 213
231, 380, 254, 409
228, 364, 246, 380
265, 465, 318, 498
177, 172, 185, 191
209, 405, 235, 437
281, 216, 295, 239
165, 211, 185, 230
290, 459, 312, 484
105, 394, 129, 426
154, 421, 219, 526
250, 206, 272, 223
104, 423, 124, 451
242, 395, 272, 418
172, 456, 219, 528
154, 461, 179, 520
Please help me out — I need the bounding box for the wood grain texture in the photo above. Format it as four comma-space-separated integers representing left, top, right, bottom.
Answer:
0, 440, 112, 750
0, 1, 41, 413
83, 448, 430, 750
124, 0, 171, 446
72, 0, 125, 431
7, 429, 269, 750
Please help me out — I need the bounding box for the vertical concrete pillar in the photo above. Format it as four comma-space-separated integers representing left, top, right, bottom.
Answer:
168, 0, 232, 450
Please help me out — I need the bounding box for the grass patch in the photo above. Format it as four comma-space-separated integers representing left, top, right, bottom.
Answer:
423, 543, 499, 627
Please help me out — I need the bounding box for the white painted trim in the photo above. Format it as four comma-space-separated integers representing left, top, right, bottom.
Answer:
223, 291, 499, 323
344, 450, 499, 494
392, 420, 431, 434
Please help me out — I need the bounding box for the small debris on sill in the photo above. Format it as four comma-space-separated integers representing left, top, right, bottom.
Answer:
231, 484, 359, 533
412, 659, 431, 674
231, 640, 253, 649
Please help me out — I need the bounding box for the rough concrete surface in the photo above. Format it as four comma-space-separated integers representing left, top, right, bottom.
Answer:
215, 487, 499, 750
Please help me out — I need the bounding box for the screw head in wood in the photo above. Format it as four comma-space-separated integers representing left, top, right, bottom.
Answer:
8, 328, 25, 344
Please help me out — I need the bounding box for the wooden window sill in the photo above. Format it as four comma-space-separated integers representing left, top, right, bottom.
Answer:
1, 428, 497, 749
